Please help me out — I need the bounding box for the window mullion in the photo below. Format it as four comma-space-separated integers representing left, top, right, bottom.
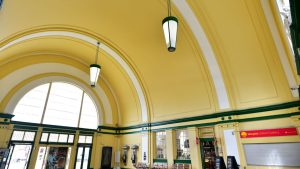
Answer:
40, 83, 52, 124
77, 91, 85, 127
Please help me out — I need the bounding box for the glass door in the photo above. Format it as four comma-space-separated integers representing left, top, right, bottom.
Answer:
75, 146, 91, 169
5, 144, 32, 169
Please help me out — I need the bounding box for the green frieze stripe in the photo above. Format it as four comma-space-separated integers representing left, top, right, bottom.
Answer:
11, 121, 96, 133
174, 160, 192, 164
150, 101, 300, 127
98, 100, 300, 130
0, 113, 14, 119
151, 112, 300, 132
153, 159, 168, 163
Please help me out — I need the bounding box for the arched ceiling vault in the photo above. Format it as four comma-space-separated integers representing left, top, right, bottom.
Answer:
0, 0, 298, 125
0, 39, 144, 126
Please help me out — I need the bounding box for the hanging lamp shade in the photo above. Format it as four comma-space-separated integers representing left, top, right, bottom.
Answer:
162, 16, 178, 52
90, 64, 101, 87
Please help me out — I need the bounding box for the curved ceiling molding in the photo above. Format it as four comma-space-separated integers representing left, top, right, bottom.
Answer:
260, 0, 299, 97
0, 63, 113, 125
0, 31, 149, 122
173, 0, 230, 109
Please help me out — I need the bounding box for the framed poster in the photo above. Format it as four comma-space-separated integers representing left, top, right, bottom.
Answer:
46, 147, 68, 169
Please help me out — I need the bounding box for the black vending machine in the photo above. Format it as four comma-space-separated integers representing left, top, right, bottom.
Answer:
227, 156, 239, 169
215, 156, 226, 169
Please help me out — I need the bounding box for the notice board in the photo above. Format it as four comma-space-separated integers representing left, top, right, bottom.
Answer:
243, 143, 300, 167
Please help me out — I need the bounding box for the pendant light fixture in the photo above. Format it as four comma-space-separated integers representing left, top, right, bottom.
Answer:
90, 42, 101, 87
162, 0, 178, 52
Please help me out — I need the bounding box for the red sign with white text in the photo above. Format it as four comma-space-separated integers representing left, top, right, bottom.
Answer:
240, 128, 298, 138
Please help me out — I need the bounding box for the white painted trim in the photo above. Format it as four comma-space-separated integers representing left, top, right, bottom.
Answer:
260, 0, 299, 97
0, 31, 149, 122
0, 63, 114, 125
173, 0, 230, 109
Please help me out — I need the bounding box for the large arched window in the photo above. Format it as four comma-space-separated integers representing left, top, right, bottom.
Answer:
12, 82, 98, 129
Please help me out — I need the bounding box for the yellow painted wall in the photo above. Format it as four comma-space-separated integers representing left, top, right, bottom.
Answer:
0, 124, 12, 148
120, 133, 142, 169
92, 133, 117, 169
187, 0, 293, 109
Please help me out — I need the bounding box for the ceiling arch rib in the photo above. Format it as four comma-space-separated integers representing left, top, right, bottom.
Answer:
260, 0, 298, 97
1, 63, 111, 125
0, 31, 149, 122
173, 0, 230, 109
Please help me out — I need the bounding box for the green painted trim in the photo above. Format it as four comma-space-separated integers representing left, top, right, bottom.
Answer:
174, 160, 191, 164
11, 121, 96, 133
43, 127, 76, 134
0, 113, 14, 119
98, 131, 118, 135
79, 131, 96, 135
39, 142, 74, 146
200, 138, 214, 142
152, 112, 300, 132
290, 0, 300, 74
98, 101, 300, 131
7, 102, 300, 136
153, 159, 168, 163
14, 125, 39, 131
98, 123, 150, 131
150, 101, 300, 127
0, 122, 10, 125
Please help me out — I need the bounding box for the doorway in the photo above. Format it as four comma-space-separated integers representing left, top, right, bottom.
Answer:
75, 146, 91, 169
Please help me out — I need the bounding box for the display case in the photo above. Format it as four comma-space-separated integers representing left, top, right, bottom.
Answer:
199, 127, 217, 169
200, 138, 216, 169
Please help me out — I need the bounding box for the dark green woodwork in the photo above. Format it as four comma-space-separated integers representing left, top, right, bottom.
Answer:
0, 113, 14, 119
4, 101, 300, 135
153, 159, 168, 163
174, 160, 191, 164
199, 138, 215, 142
99, 100, 300, 131
11, 121, 96, 134
290, 0, 300, 74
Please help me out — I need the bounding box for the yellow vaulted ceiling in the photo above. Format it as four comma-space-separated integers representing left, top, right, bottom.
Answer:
0, 0, 298, 126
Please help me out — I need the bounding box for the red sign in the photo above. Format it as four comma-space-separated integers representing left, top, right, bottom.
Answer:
240, 127, 298, 138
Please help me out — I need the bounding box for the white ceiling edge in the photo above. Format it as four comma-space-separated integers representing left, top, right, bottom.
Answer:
260, 0, 299, 97
0, 63, 114, 125
173, 0, 230, 109
0, 31, 149, 122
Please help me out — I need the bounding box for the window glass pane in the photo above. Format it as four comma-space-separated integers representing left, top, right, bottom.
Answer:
78, 136, 85, 143
43, 82, 83, 127
176, 129, 190, 160
79, 93, 98, 129
41, 133, 49, 142
68, 135, 74, 143
65, 147, 72, 169
11, 131, 24, 141
13, 84, 49, 123
23, 132, 35, 141
75, 147, 83, 169
276, 0, 293, 49
83, 148, 90, 169
58, 134, 68, 143
156, 131, 167, 159
49, 133, 59, 142
85, 136, 93, 144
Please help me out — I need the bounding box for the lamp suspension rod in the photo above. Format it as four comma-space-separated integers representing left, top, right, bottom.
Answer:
95, 41, 100, 64
168, 0, 172, 16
